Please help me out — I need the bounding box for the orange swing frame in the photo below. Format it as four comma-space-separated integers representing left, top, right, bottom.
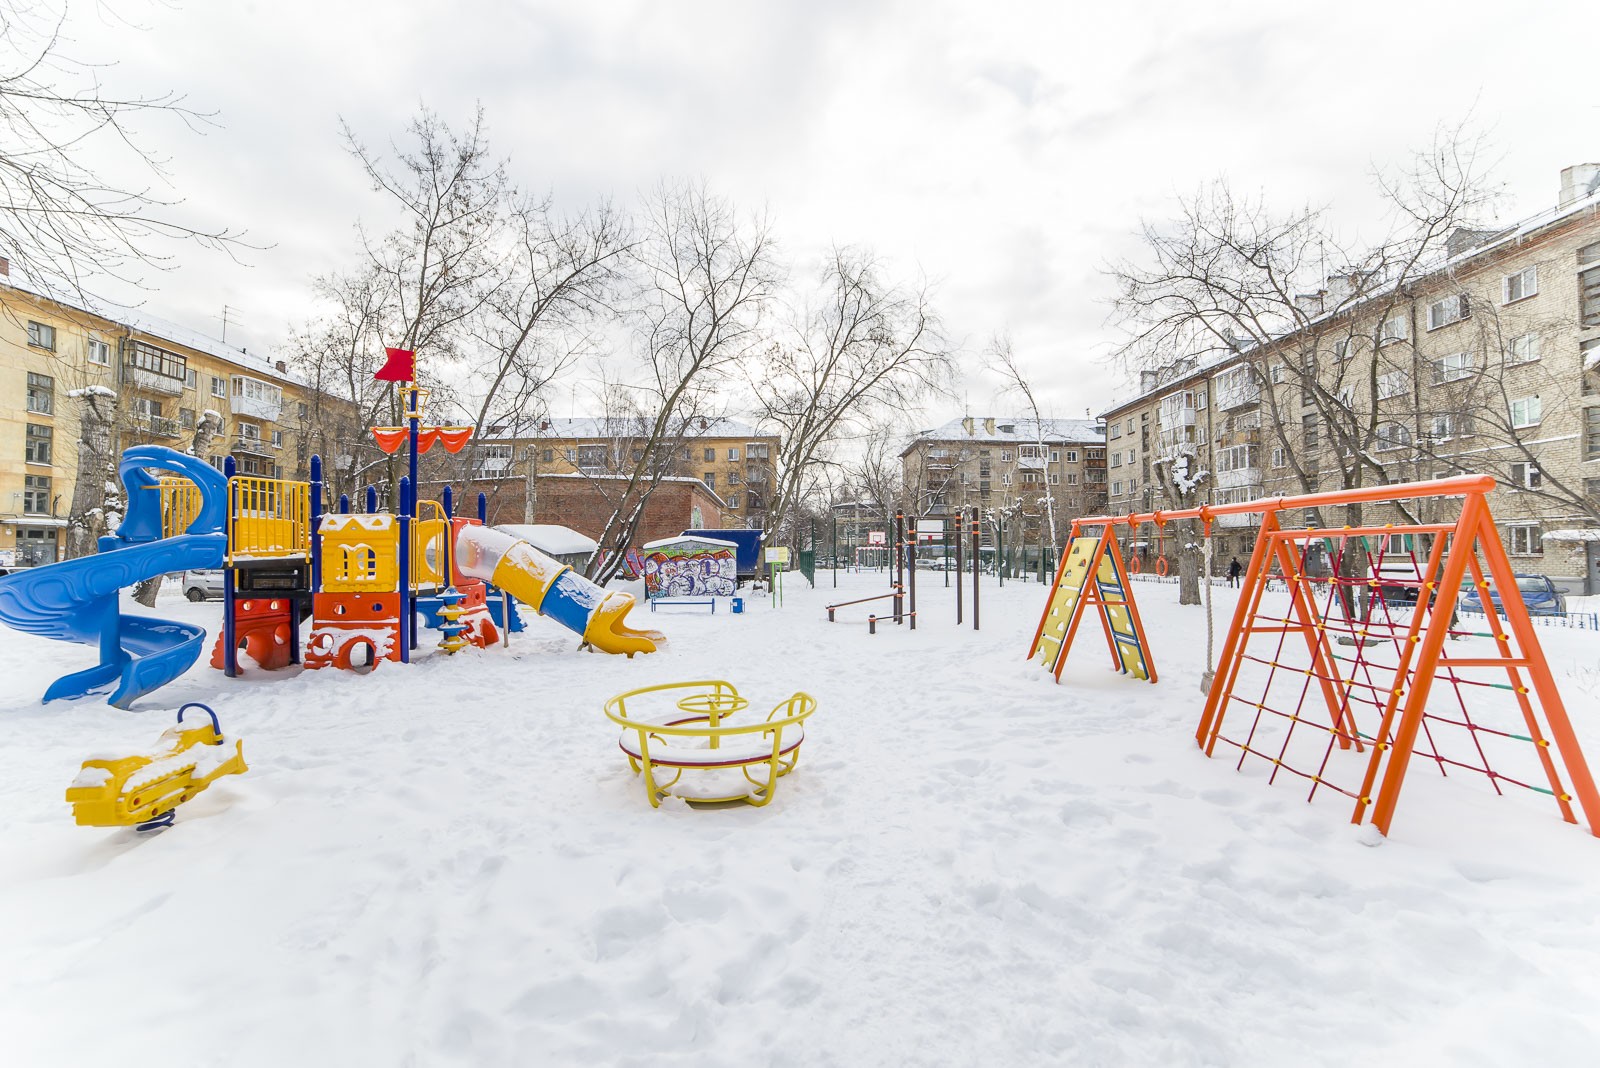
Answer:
1044, 475, 1600, 839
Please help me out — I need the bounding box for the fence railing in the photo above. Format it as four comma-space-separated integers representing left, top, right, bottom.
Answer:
228, 476, 311, 560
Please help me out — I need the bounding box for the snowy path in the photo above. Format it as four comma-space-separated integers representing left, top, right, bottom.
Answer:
2, 572, 1600, 1065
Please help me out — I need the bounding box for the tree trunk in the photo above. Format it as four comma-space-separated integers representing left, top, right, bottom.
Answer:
1177, 517, 1201, 605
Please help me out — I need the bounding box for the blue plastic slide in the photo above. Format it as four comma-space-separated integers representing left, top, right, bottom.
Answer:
0, 447, 228, 708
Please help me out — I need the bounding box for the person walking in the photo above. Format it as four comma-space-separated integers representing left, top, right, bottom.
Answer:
1227, 557, 1243, 588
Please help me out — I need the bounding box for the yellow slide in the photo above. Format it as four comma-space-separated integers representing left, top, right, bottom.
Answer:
455, 525, 664, 656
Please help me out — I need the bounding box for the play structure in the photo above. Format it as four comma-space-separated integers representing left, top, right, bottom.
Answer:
603, 680, 816, 807
1029, 527, 1154, 682
1031, 475, 1600, 839
0, 349, 661, 709
65, 702, 246, 830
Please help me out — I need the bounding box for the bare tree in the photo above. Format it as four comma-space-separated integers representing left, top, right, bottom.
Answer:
581, 180, 781, 583
0, 1, 247, 303
757, 246, 949, 541
987, 333, 1061, 551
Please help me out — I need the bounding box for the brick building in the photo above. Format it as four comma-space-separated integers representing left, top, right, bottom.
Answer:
473, 417, 779, 530
480, 473, 728, 548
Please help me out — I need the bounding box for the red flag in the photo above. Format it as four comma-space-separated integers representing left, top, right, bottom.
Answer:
374, 347, 415, 382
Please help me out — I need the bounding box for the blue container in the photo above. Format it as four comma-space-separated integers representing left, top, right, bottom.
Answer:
731, 597, 744, 614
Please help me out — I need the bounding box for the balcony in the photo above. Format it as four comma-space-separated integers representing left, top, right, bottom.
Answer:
1016, 455, 1047, 471
232, 433, 276, 457
126, 366, 186, 397
135, 414, 181, 439
1214, 467, 1262, 493
231, 376, 284, 422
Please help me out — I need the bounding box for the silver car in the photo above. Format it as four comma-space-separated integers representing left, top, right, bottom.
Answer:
181, 569, 225, 601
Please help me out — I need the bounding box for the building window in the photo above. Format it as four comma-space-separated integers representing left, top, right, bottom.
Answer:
1109, 423, 1122, 439
1050, 450, 1060, 462
1427, 294, 1469, 331
1376, 422, 1412, 452
1020, 444, 1044, 459
725, 494, 739, 509
185, 368, 198, 389
180, 408, 196, 429
1510, 461, 1542, 488
704, 472, 715, 488
746, 443, 770, 461
1065, 472, 1079, 485
22, 474, 51, 514
727, 447, 740, 461
1507, 524, 1543, 556
25, 423, 52, 464
1505, 333, 1541, 366
1333, 337, 1356, 361
1432, 351, 1476, 384
1270, 446, 1287, 469
1377, 370, 1410, 400
1216, 444, 1258, 472
211, 376, 227, 398
704, 448, 715, 462
1432, 413, 1473, 440
1509, 396, 1542, 429
1000, 450, 1013, 462
1380, 315, 1408, 343
26, 372, 53, 414
1502, 266, 1538, 304
1111, 480, 1124, 496
26, 321, 55, 349
1049, 473, 1060, 485
297, 402, 309, 420
128, 341, 186, 380
88, 339, 110, 365
1301, 414, 1318, 448
1582, 264, 1600, 329
1000, 473, 1012, 486
271, 430, 284, 448
541, 448, 553, 463
564, 448, 577, 463
1063, 450, 1078, 463
1110, 451, 1121, 468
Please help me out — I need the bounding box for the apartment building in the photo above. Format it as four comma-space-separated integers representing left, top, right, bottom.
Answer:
0, 277, 348, 566
474, 417, 779, 529
900, 416, 1108, 540
1100, 164, 1600, 589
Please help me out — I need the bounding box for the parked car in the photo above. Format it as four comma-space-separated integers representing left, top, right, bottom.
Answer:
182, 569, 225, 602
1458, 573, 1567, 617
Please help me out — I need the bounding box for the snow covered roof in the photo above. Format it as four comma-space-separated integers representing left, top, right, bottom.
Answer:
480, 416, 770, 442
641, 535, 739, 551
906, 417, 1105, 452
4, 281, 308, 387
493, 524, 598, 556
1542, 529, 1600, 543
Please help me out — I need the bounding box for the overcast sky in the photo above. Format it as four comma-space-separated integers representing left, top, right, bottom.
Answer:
56, 0, 1599, 426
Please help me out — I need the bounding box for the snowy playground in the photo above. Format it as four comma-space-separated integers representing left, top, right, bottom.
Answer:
3, 562, 1600, 1065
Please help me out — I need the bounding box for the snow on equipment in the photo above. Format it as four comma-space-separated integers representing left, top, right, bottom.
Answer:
65, 703, 246, 831
604, 680, 815, 807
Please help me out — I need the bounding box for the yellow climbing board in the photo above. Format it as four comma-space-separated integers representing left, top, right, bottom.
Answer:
1027, 528, 1157, 685
1032, 537, 1100, 674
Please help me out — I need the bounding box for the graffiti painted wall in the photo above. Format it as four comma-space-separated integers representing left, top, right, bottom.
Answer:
641, 539, 738, 598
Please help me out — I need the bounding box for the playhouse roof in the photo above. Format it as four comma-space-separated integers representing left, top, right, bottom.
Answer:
493, 524, 598, 557
641, 535, 740, 552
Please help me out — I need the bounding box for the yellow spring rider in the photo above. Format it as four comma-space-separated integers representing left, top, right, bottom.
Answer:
604, 680, 816, 807
66, 703, 247, 831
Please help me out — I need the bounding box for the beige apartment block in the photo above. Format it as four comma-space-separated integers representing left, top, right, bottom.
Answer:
900, 415, 1108, 546
0, 278, 352, 566
475, 417, 779, 530
1100, 166, 1600, 591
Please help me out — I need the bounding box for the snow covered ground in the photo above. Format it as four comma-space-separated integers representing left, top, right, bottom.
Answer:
3, 570, 1600, 1065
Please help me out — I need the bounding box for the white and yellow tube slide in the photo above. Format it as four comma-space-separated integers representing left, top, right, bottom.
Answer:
454, 525, 663, 657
